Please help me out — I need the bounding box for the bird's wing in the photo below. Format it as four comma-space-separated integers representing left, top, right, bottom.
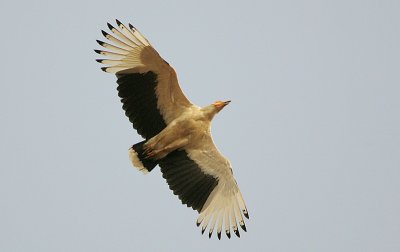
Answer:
158, 136, 249, 239
96, 20, 193, 139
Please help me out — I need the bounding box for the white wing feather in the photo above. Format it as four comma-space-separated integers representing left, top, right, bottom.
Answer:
188, 136, 249, 238
95, 20, 193, 123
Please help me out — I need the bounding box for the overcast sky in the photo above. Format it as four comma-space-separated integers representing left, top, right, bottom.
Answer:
1, 0, 399, 251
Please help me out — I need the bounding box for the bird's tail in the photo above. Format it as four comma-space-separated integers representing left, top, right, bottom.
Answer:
128, 140, 158, 174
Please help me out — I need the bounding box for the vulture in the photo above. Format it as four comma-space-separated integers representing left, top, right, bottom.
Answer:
95, 20, 249, 239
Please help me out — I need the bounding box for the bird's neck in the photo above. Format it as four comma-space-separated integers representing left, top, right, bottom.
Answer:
201, 105, 218, 121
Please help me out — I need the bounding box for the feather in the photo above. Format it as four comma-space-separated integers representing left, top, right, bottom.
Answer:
107, 22, 138, 48
102, 30, 133, 50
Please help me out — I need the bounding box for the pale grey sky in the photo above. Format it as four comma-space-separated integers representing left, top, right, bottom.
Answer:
1, 0, 399, 251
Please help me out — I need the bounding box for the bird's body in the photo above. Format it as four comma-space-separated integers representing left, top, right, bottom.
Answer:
96, 20, 249, 239
142, 102, 228, 159
143, 105, 208, 159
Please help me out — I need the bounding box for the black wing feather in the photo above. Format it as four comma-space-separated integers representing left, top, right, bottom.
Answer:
116, 71, 218, 212
116, 71, 166, 139
159, 150, 219, 212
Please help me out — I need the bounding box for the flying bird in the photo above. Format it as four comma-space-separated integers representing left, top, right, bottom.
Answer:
95, 20, 249, 239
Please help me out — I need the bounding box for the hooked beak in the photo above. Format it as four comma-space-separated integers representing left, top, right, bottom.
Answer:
214, 100, 231, 110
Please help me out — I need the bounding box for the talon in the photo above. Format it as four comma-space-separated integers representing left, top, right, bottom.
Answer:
145, 149, 159, 158
145, 151, 154, 158
143, 146, 152, 155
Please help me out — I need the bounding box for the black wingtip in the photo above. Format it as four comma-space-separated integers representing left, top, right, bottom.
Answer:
101, 30, 109, 37
217, 232, 221, 240
116, 19, 122, 26
208, 232, 212, 239
96, 40, 105, 46
201, 228, 206, 235
244, 210, 249, 219
226, 230, 231, 239
128, 23, 136, 30
101, 67, 107, 72
234, 229, 240, 238
240, 222, 247, 232
95, 59, 103, 63
94, 49, 102, 54
107, 22, 114, 30
196, 221, 201, 227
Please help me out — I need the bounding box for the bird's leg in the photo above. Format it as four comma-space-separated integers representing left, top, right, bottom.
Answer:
152, 138, 189, 159
143, 134, 165, 156
143, 144, 161, 158
144, 151, 157, 158
144, 138, 189, 159
162, 138, 189, 153
143, 145, 153, 156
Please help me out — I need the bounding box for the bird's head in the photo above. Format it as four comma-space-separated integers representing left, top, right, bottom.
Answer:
213, 100, 231, 112
202, 100, 231, 120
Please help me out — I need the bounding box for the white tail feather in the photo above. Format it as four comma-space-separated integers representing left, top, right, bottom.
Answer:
128, 148, 149, 174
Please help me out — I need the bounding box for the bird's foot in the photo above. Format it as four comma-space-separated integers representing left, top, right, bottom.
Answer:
145, 149, 159, 159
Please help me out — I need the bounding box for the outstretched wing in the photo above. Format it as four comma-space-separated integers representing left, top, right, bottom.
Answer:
158, 135, 249, 239
96, 20, 193, 139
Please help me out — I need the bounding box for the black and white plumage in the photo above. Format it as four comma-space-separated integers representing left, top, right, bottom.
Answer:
95, 20, 249, 239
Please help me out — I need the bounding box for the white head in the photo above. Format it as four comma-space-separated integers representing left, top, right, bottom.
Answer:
202, 100, 231, 120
